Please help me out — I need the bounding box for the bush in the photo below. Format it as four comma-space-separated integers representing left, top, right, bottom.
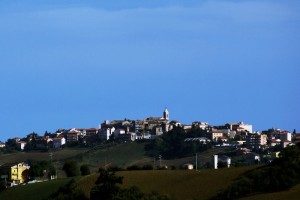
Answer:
49, 179, 88, 200
142, 164, 153, 170
62, 160, 80, 177
80, 164, 91, 176
90, 169, 170, 200
127, 165, 141, 171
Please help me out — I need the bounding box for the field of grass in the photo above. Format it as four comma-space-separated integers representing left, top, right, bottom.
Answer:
0, 142, 233, 176
0, 167, 255, 200
240, 184, 300, 200
80, 142, 150, 169
0, 178, 74, 200
1, 144, 299, 199
76, 166, 256, 200
2, 166, 299, 200
0, 148, 83, 165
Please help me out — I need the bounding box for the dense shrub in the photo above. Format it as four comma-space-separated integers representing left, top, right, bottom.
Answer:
80, 164, 91, 176
90, 169, 170, 200
49, 179, 87, 200
62, 160, 80, 177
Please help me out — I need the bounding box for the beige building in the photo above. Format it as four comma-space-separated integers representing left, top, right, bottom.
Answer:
246, 133, 267, 149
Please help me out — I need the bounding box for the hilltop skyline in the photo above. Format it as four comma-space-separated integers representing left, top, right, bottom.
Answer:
0, 0, 299, 142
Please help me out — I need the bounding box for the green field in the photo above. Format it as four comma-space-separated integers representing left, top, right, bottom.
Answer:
1, 168, 300, 200
0, 143, 231, 171
1, 143, 300, 200
0, 178, 74, 200
240, 184, 300, 200
0, 148, 83, 165
75, 166, 257, 200
4, 143, 297, 200
0, 167, 256, 200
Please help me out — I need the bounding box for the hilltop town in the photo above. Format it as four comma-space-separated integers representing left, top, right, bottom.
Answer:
0, 108, 300, 192
0, 108, 298, 154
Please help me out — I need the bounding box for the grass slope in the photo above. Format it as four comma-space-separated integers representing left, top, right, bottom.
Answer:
2, 167, 299, 200
0, 178, 74, 200
0, 143, 231, 176
77, 167, 256, 200
80, 142, 149, 168
240, 184, 300, 200
0, 148, 83, 165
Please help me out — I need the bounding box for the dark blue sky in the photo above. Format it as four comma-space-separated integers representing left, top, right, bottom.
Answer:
0, 0, 299, 141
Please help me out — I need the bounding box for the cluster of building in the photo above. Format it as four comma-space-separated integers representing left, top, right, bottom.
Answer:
0, 108, 298, 152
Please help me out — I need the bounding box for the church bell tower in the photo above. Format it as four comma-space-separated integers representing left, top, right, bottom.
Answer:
163, 107, 169, 121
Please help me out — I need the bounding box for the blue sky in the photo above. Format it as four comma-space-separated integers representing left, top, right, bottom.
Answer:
0, 0, 299, 142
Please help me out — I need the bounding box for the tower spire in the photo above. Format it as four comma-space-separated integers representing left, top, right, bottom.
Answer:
163, 107, 169, 121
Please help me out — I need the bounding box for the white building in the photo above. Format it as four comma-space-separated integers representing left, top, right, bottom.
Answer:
99, 127, 115, 140
192, 122, 209, 130
227, 122, 253, 133
114, 128, 126, 138
53, 137, 66, 148
280, 132, 292, 142
17, 141, 27, 150
0, 142, 5, 148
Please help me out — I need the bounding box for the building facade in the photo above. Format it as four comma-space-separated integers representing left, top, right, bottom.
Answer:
0, 162, 30, 185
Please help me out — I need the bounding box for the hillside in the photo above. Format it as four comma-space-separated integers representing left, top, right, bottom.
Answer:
0, 142, 231, 173
0, 148, 83, 165
2, 142, 300, 200
0, 167, 256, 200
240, 184, 300, 200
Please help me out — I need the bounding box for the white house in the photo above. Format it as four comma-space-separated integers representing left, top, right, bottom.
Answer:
99, 127, 115, 140
17, 141, 27, 150
280, 132, 292, 142
53, 137, 66, 149
209, 130, 223, 141
0, 142, 5, 148
114, 128, 126, 138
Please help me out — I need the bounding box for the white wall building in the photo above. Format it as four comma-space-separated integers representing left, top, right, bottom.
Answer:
53, 137, 66, 148
99, 127, 115, 140
17, 141, 27, 150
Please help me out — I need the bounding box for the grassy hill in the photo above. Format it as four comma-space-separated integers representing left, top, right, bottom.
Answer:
0, 167, 256, 200
0, 148, 83, 165
2, 142, 300, 200
0, 178, 75, 200
240, 184, 300, 200
0, 142, 231, 176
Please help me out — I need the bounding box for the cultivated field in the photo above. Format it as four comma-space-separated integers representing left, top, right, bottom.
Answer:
0, 178, 74, 200
0, 143, 231, 169
76, 166, 257, 200
240, 184, 300, 200
0, 166, 256, 200
0, 148, 83, 165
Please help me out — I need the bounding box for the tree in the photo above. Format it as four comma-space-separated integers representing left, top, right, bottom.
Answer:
80, 164, 91, 176
21, 169, 29, 183
28, 161, 56, 179
90, 169, 123, 200
49, 179, 87, 200
62, 160, 80, 177
5, 139, 18, 151
90, 169, 170, 200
